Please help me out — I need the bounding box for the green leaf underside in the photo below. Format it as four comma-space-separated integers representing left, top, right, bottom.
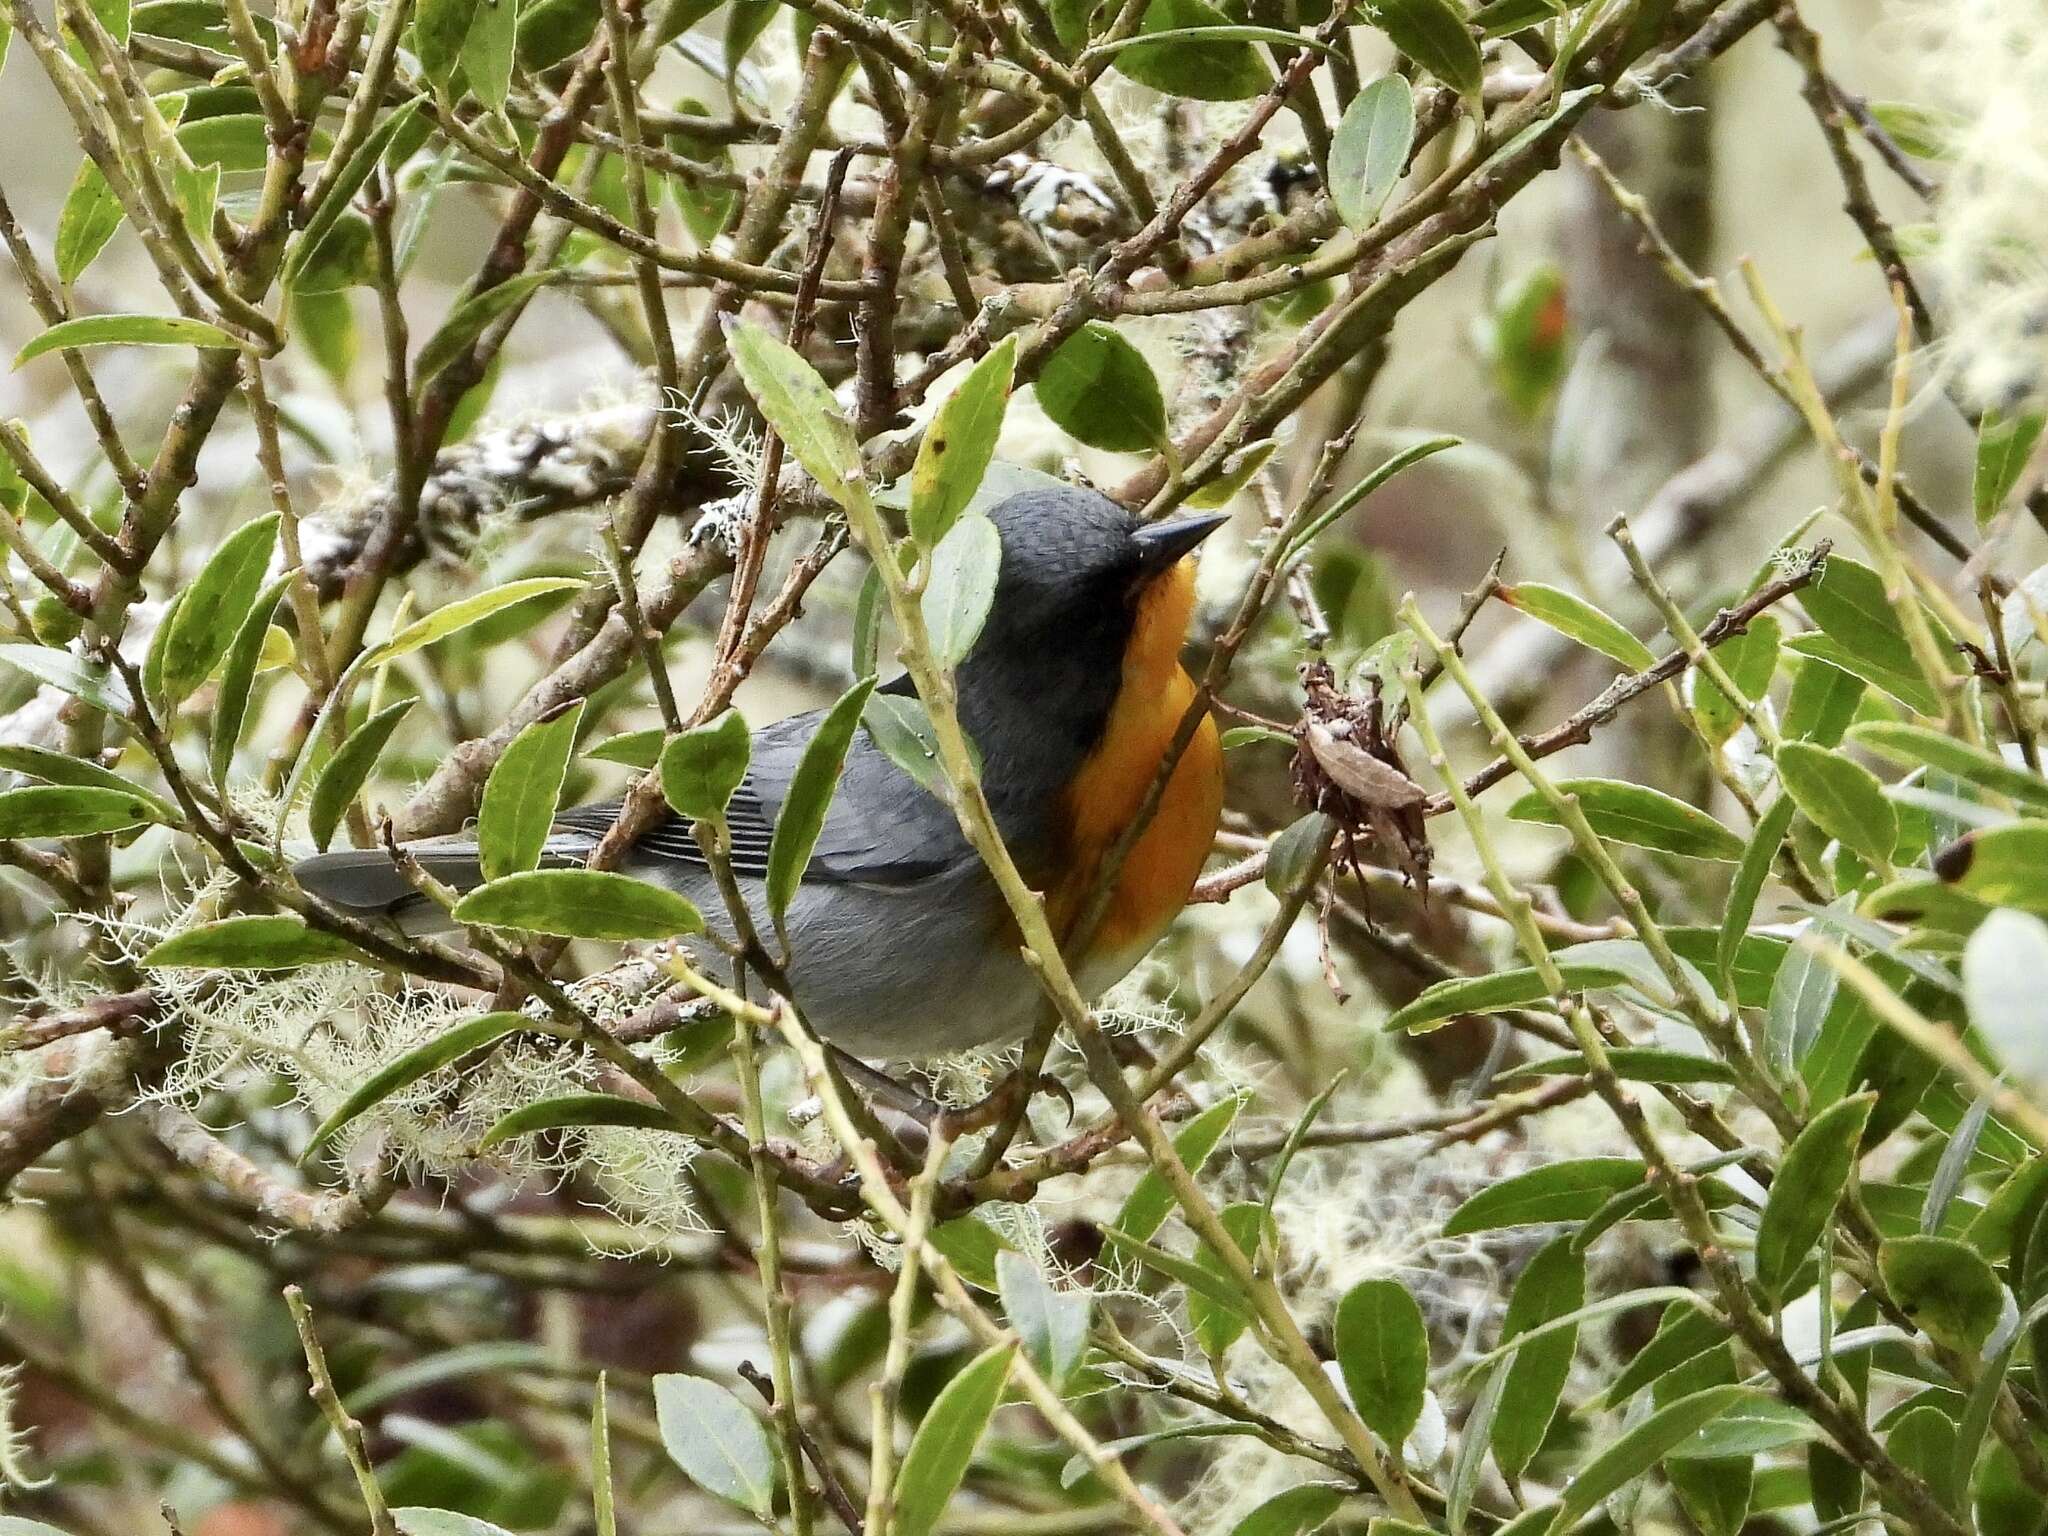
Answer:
453, 869, 703, 940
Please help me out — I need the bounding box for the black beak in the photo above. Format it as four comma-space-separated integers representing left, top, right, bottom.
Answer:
1132, 512, 1228, 576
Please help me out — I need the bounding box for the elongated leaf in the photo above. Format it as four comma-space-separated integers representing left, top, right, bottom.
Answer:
1364, 0, 1483, 98
366, 577, 584, 666
1508, 778, 1746, 861
1851, 720, 2048, 811
1328, 76, 1415, 234
765, 675, 876, 924
413, 272, 555, 384
453, 869, 702, 940
480, 1093, 678, 1147
211, 574, 292, 787
653, 1374, 777, 1518
588, 728, 664, 769
1386, 960, 1635, 1033
1720, 794, 1796, 998
727, 320, 866, 509
479, 701, 582, 881
1189, 1202, 1266, 1356
305, 1011, 528, 1159
929, 1214, 1015, 1291
159, 513, 280, 702
307, 699, 415, 852
1975, 408, 2046, 528
1756, 1093, 1875, 1302
1098, 1227, 1255, 1317
660, 710, 751, 825
996, 1251, 1090, 1391
862, 692, 947, 794
1497, 1047, 1734, 1086
286, 101, 423, 288
55, 159, 122, 285
1555, 1386, 1765, 1527
1116, 1092, 1243, 1242
1228, 1485, 1346, 1536
1498, 581, 1655, 671
921, 513, 1001, 667
14, 313, 236, 367
1594, 1300, 1724, 1410
0, 744, 174, 821
0, 784, 162, 838
394, 1513, 516, 1536
1493, 1237, 1584, 1480
1784, 631, 1937, 717
894, 1343, 1016, 1536
1776, 740, 1897, 866
1447, 1360, 1506, 1534
911, 335, 1016, 548
1784, 654, 1866, 745
1444, 1158, 1646, 1236
414, 0, 479, 88
1690, 613, 1779, 745
1880, 1235, 2005, 1352
1036, 322, 1166, 453
461, 0, 519, 110
1112, 0, 1270, 100
1796, 555, 1942, 712
1334, 1277, 1428, 1448
1664, 1396, 1815, 1459
144, 915, 369, 969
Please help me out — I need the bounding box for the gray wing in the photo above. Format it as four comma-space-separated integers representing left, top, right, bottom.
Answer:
553, 700, 968, 886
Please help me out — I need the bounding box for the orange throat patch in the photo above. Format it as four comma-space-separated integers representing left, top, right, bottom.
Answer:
1052, 555, 1225, 965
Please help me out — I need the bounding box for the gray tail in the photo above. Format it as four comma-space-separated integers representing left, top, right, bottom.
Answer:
292, 835, 594, 935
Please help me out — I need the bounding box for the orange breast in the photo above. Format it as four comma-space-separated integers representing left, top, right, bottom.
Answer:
1051, 557, 1225, 962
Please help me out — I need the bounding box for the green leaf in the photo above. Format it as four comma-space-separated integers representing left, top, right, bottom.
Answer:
921, 513, 1001, 667
727, 319, 866, 511
158, 512, 280, 702
1935, 822, 2048, 912
1851, 720, 2048, 811
1497, 1047, 1734, 1086
862, 693, 947, 794
144, 915, 369, 969
14, 313, 237, 368
517, 0, 597, 67
1690, 613, 1779, 744
1507, 778, 1746, 861
0, 644, 132, 717
1333, 1277, 1428, 1448
1965, 909, 2048, 1085
453, 869, 702, 940
1756, 1093, 1874, 1302
211, 574, 292, 787
1974, 408, 2045, 528
1554, 1387, 1767, 1528
479, 701, 582, 880
366, 577, 585, 666
1384, 960, 1635, 1033
394, 1513, 517, 1536
461, 0, 520, 110
1868, 99, 1963, 160
1228, 1485, 1347, 1536
1443, 1158, 1646, 1236
1328, 76, 1414, 234
1593, 1300, 1724, 1410
286, 101, 423, 288
1764, 902, 1841, 1083
1795, 555, 1942, 713
1880, 1235, 2007, 1352
1115, 1092, 1243, 1242
588, 727, 665, 768
412, 271, 555, 384
1363, 0, 1483, 98
1447, 1360, 1507, 1534
55, 159, 123, 285
1264, 812, 1332, 899
0, 784, 163, 838
305, 1011, 528, 1160
1497, 581, 1655, 671
911, 336, 1015, 549
894, 1342, 1016, 1536
1036, 322, 1166, 454
1776, 740, 1897, 865
1471, 0, 1562, 34
1112, 0, 1270, 100
1783, 655, 1866, 746
1189, 1202, 1266, 1356
660, 710, 751, 825
996, 1250, 1090, 1391
928, 1214, 1014, 1291
1493, 1237, 1585, 1481
765, 675, 876, 925
1721, 793, 1797, 999
1098, 1227, 1256, 1317
653, 1374, 777, 1519
478, 1092, 677, 1147
0, 744, 174, 821
307, 699, 415, 852
414, 0, 479, 88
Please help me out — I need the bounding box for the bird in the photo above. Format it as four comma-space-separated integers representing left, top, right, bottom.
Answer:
294, 485, 1228, 1059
